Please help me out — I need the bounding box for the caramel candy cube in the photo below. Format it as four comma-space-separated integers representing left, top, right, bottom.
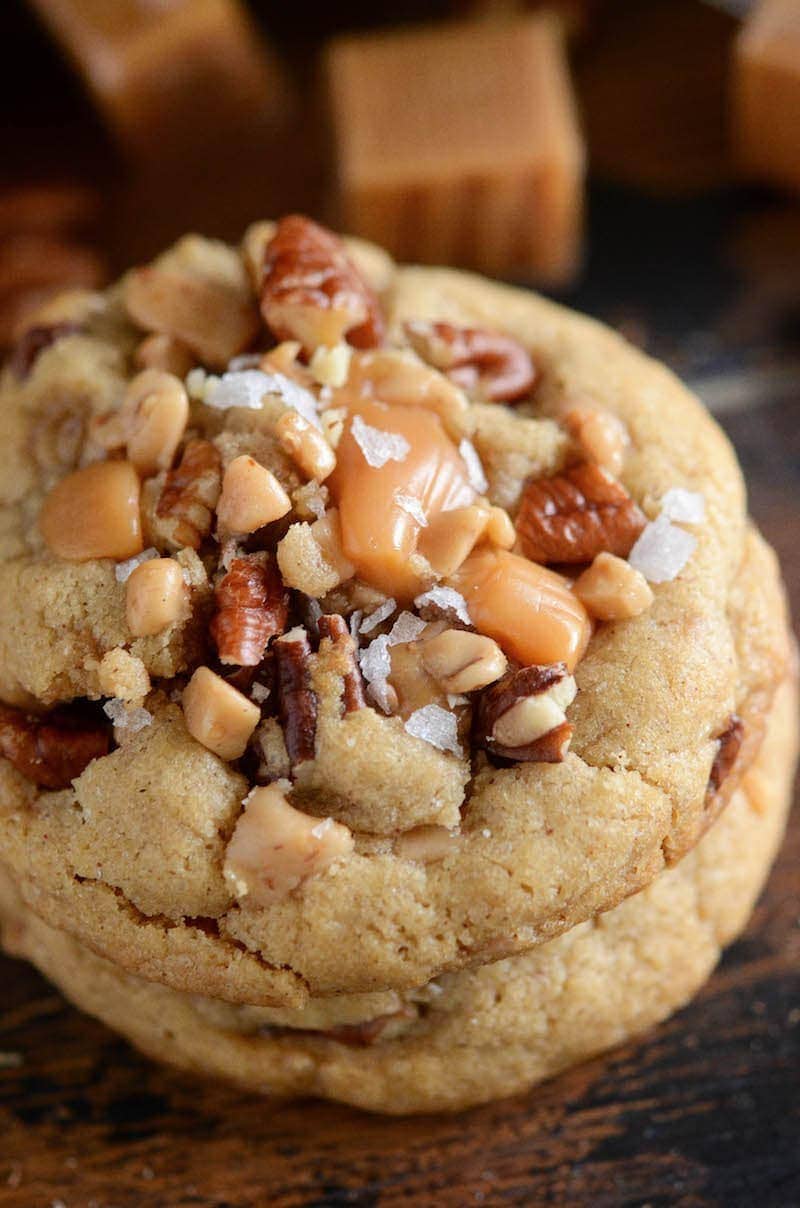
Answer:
734, 0, 800, 192
29, 0, 289, 164
326, 15, 584, 282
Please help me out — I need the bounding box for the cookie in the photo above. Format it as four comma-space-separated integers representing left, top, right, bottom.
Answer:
0, 217, 792, 1006
2, 672, 795, 1114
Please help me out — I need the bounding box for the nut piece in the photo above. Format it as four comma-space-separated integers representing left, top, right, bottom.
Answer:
39, 460, 143, 561
516, 462, 646, 564
211, 554, 289, 666
216, 455, 292, 535
394, 824, 458, 863
563, 404, 629, 477
125, 557, 188, 637
274, 627, 318, 765
125, 266, 260, 370
260, 215, 385, 353
405, 320, 537, 403
573, 552, 654, 621
0, 703, 109, 789
422, 629, 507, 694
707, 714, 744, 797
317, 613, 365, 713
223, 783, 354, 906
473, 663, 576, 762
276, 410, 337, 482
155, 438, 222, 549
134, 333, 195, 378
182, 666, 260, 761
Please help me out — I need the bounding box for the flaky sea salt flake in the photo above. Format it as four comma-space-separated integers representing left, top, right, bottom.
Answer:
359, 598, 397, 635
103, 698, 153, 733
388, 611, 427, 645
414, 586, 471, 626
351, 414, 411, 468
405, 704, 462, 757
629, 514, 697, 583
459, 438, 488, 494
660, 487, 706, 525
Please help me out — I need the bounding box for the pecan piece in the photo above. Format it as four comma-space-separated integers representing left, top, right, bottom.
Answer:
516, 462, 646, 564
0, 704, 110, 789
322, 1008, 416, 1047
274, 627, 317, 765
473, 663, 574, 762
211, 554, 289, 667
405, 320, 537, 403
10, 321, 82, 378
260, 215, 384, 353
707, 713, 744, 797
155, 438, 221, 549
317, 613, 365, 713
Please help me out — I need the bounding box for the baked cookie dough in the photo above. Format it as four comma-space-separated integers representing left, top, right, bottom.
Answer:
2, 673, 795, 1114
0, 217, 792, 1005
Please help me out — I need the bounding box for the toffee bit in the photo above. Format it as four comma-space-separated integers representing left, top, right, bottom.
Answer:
318, 613, 366, 713
274, 627, 317, 765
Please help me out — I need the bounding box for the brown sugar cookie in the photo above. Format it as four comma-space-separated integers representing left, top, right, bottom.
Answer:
0, 217, 792, 1005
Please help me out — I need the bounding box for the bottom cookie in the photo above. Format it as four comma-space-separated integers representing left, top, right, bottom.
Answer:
1, 676, 796, 1115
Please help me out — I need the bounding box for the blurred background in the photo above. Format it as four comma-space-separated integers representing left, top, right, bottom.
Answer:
2, 0, 798, 584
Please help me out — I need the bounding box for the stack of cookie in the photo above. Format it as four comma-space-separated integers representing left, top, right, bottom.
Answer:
0, 216, 795, 1113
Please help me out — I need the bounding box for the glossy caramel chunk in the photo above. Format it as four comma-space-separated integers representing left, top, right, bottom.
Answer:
328, 399, 475, 601
450, 548, 591, 671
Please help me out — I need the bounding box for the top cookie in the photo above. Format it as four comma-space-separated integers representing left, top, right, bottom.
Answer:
0, 217, 790, 1006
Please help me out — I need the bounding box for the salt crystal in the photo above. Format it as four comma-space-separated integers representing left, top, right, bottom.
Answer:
310, 818, 335, 840
115, 548, 158, 582
395, 493, 428, 527
251, 683, 270, 704
629, 514, 697, 583
359, 598, 397, 634
351, 414, 411, 468
359, 633, 392, 689
660, 487, 706, 525
103, 699, 153, 733
227, 353, 262, 371
349, 610, 363, 640
388, 611, 427, 645
404, 704, 462, 756
414, 586, 471, 626
459, 438, 488, 494
206, 370, 321, 429
367, 680, 396, 713
447, 693, 469, 708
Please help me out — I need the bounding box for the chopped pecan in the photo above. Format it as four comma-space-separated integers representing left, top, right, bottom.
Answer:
260, 215, 384, 353
125, 266, 260, 370
516, 462, 646, 564
473, 663, 574, 762
10, 321, 82, 378
317, 613, 365, 713
274, 627, 317, 765
155, 438, 221, 549
322, 1008, 416, 1047
0, 704, 110, 789
405, 320, 537, 403
211, 554, 289, 667
707, 714, 744, 797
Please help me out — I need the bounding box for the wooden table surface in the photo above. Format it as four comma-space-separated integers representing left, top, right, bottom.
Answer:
0, 4, 799, 1195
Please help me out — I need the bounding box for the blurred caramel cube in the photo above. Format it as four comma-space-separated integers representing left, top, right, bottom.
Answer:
734, 0, 800, 193
326, 15, 584, 283
28, 0, 289, 164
